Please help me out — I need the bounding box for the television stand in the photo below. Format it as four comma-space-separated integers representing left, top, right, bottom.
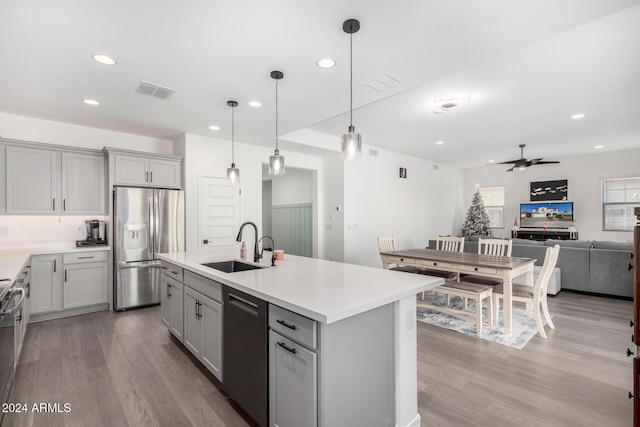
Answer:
514, 229, 577, 241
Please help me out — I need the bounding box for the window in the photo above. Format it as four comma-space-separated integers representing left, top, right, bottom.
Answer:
479, 186, 505, 229
602, 177, 640, 231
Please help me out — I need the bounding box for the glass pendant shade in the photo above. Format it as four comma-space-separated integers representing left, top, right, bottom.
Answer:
269, 149, 285, 176
227, 163, 239, 183
341, 125, 362, 161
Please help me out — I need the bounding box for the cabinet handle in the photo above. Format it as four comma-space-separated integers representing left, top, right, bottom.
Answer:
78, 256, 95, 260
167, 284, 172, 298
277, 341, 297, 354
474, 267, 479, 271
53, 198, 55, 211
64, 269, 67, 282
63, 198, 66, 211
150, 171, 153, 182
276, 319, 297, 330
433, 262, 438, 266
161, 266, 168, 270
54, 259, 56, 273
171, 270, 179, 275
25, 284, 30, 298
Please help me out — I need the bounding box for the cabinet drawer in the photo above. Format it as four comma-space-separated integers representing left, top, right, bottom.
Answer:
418, 260, 452, 269
183, 270, 222, 303
269, 304, 317, 350
459, 265, 498, 275
161, 261, 184, 282
63, 251, 108, 264
387, 255, 416, 265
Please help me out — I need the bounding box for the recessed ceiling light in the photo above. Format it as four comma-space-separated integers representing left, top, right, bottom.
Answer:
209, 125, 220, 131
249, 101, 262, 108
571, 113, 585, 120
83, 99, 100, 106
432, 94, 470, 114
316, 58, 336, 69
435, 141, 444, 145
92, 54, 117, 65
594, 145, 603, 149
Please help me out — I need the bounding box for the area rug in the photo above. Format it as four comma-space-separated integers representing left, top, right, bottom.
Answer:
416, 292, 549, 350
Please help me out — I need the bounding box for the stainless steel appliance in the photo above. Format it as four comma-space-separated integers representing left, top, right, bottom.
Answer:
0, 281, 25, 425
114, 187, 184, 311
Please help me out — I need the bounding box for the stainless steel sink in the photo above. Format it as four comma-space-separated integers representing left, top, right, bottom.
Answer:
201, 260, 267, 273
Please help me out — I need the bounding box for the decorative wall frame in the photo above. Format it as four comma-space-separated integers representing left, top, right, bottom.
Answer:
530, 179, 568, 201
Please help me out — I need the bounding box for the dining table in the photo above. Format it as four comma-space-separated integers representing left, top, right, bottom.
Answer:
380, 248, 537, 336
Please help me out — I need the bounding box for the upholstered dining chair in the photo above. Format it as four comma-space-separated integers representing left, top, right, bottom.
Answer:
462, 238, 513, 286
492, 244, 560, 338
377, 235, 421, 273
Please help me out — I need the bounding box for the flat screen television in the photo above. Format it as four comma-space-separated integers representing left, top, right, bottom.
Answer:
520, 202, 574, 229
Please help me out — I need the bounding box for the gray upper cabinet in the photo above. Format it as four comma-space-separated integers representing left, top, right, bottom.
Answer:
6, 146, 59, 214
61, 152, 105, 214
4, 143, 106, 215
114, 154, 181, 189
0, 144, 5, 214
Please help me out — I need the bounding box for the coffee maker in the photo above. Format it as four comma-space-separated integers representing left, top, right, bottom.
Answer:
76, 220, 107, 246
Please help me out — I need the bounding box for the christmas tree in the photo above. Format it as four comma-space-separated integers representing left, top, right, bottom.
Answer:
461, 190, 492, 237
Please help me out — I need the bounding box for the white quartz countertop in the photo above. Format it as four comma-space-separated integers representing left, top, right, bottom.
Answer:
158, 247, 443, 324
0, 242, 110, 285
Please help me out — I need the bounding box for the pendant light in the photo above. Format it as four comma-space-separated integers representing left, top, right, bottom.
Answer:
341, 18, 362, 161
226, 100, 240, 183
268, 70, 285, 176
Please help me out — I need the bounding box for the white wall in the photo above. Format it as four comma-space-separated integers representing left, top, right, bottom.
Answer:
0, 112, 172, 153
270, 167, 313, 206
463, 148, 640, 242
343, 145, 465, 268
0, 215, 106, 247
262, 180, 272, 237
322, 152, 345, 262
176, 133, 325, 257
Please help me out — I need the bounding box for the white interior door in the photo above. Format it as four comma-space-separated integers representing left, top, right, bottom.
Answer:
199, 175, 240, 249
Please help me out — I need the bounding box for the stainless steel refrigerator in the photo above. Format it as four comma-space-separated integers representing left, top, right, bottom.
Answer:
113, 187, 184, 311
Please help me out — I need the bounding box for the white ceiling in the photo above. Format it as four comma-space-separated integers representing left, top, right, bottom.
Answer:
1, 0, 639, 169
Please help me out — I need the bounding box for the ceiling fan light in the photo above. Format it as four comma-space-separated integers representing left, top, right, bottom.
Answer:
269, 149, 285, 176
518, 166, 527, 171
341, 127, 362, 161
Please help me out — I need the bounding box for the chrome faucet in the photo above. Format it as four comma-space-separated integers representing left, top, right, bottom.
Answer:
258, 236, 276, 266
236, 222, 260, 262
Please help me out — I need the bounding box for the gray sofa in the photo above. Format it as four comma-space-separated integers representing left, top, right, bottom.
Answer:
427, 238, 634, 298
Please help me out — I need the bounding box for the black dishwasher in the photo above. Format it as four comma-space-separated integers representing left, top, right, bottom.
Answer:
223, 286, 268, 427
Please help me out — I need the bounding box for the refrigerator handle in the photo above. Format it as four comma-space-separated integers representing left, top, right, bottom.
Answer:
150, 190, 156, 259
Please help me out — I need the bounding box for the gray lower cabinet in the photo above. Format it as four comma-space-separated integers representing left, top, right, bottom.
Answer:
30, 254, 62, 314
62, 261, 108, 309
183, 283, 223, 381
269, 331, 317, 427
268, 304, 318, 427
160, 273, 184, 342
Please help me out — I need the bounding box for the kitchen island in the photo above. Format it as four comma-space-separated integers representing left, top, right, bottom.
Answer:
158, 247, 443, 427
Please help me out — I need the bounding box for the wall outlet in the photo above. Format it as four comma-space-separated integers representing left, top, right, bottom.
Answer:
0, 226, 8, 236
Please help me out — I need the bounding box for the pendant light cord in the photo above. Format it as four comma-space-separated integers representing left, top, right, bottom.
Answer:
275, 78, 279, 151
350, 32, 353, 129
231, 106, 235, 163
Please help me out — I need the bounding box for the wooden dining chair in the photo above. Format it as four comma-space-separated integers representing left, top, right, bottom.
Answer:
419, 236, 465, 299
492, 244, 560, 338
377, 235, 421, 273
462, 238, 513, 286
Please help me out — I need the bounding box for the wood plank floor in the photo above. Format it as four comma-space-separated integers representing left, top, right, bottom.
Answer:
3, 291, 632, 427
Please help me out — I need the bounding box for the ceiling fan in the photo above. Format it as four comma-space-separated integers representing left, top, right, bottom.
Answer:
498, 144, 559, 171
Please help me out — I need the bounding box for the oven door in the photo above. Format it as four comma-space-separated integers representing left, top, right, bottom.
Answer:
0, 288, 25, 424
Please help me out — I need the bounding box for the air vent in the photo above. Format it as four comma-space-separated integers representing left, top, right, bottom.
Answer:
135, 81, 175, 100
366, 74, 402, 92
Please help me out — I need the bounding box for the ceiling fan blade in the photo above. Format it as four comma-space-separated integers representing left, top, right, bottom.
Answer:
505, 165, 516, 172
497, 160, 519, 164
532, 160, 560, 165
528, 158, 544, 165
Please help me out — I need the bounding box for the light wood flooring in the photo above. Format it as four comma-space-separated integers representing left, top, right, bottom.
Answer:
3, 291, 633, 427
